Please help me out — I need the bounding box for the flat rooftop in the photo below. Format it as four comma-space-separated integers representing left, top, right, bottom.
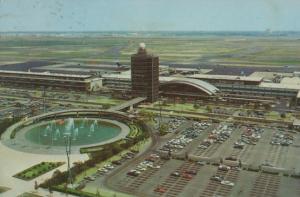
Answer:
188, 74, 263, 82
249, 71, 293, 80
280, 77, 300, 85
259, 82, 300, 91
0, 70, 91, 79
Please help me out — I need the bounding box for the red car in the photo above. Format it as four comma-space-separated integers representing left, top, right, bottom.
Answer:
182, 173, 193, 180
183, 170, 197, 175
154, 186, 167, 193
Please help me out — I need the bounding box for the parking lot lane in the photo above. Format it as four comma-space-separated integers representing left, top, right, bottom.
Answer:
283, 145, 300, 172
199, 167, 241, 197
178, 165, 216, 197
138, 159, 183, 196
149, 161, 203, 197
279, 176, 300, 197
183, 122, 216, 154
212, 125, 243, 158
244, 128, 274, 167
230, 170, 257, 197
249, 173, 281, 197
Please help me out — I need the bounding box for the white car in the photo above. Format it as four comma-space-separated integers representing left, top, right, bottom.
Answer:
150, 154, 160, 158
221, 180, 234, 186
97, 168, 108, 173
218, 165, 231, 171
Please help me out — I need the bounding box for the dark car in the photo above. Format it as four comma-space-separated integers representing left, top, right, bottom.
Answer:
184, 170, 197, 175
225, 156, 237, 161
171, 172, 180, 177
112, 160, 122, 165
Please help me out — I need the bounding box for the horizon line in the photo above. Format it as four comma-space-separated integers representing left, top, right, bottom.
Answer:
1, 30, 300, 33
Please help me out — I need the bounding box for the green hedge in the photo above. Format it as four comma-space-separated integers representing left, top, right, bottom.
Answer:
0, 118, 22, 139
52, 186, 100, 197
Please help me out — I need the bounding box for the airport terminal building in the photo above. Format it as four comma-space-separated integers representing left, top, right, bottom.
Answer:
0, 70, 102, 92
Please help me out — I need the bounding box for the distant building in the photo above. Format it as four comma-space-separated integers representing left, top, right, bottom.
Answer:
131, 43, 159, 102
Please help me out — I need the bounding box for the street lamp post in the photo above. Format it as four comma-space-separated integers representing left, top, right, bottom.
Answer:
64, 134, 72, 186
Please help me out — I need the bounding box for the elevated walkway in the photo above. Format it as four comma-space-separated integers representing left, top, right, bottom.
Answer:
110, 97, 146, 111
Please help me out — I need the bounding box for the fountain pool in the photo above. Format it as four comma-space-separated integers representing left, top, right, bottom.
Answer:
24, 118, 122, 146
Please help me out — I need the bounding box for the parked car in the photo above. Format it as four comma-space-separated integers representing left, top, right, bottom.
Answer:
127, 170, 140, 177
221, 180, 234, 186
218, 165, 231, 171
171, 172, 180, 177
181, 173, 193, 180
154, 186, 167, 193
210, 175, 224, 182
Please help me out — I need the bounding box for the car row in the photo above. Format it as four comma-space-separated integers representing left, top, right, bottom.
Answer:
160, 121, 211, 153
170, 169, 197, 180
270, 131, 293, 146
198, 124, 234, 150
210, 175, 235, 186
127, 153, 161, 177
234, 126, 264, 148
166, 118, 186, 133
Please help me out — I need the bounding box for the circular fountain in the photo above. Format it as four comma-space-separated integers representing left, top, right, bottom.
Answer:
2, 110, 132, 154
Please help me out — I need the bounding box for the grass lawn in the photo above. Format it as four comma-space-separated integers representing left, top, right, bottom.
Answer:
265, 111, 294, 121
141, 108, 209, 120
88, 97, 123, 105
14, 162, 65, 181
145, 102, 208, 113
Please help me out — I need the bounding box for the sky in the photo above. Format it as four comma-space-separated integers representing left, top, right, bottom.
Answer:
0, 0, 300, 32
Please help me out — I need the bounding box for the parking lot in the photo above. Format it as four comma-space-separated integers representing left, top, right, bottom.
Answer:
104, 120, 300, 197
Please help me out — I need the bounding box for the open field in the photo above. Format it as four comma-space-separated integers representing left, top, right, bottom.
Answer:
1, 34, 300, 66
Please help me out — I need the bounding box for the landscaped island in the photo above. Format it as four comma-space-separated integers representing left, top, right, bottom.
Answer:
14, 161, 65, 181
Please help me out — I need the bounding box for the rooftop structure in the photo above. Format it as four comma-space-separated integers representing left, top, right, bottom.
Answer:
188, 74, 263, 85
160, 77, 219, 96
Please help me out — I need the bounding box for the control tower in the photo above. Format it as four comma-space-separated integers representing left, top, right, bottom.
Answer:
131, 43, 159, 102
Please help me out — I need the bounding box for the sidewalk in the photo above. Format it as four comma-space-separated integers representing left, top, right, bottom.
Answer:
0, 142, 88, 196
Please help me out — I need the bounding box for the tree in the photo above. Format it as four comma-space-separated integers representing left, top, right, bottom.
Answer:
193, 103, 200, 110
264, 103, 272, 111
253, 102, 260, 109
206, 106, 212, 113
139, 110, 154, 121
34, 181, 38, 190
159, 123, 168, 136
96, 189, 101, 197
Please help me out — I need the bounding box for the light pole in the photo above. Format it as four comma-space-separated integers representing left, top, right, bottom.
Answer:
64, 134, 72, 186
158, 96, 163, 132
